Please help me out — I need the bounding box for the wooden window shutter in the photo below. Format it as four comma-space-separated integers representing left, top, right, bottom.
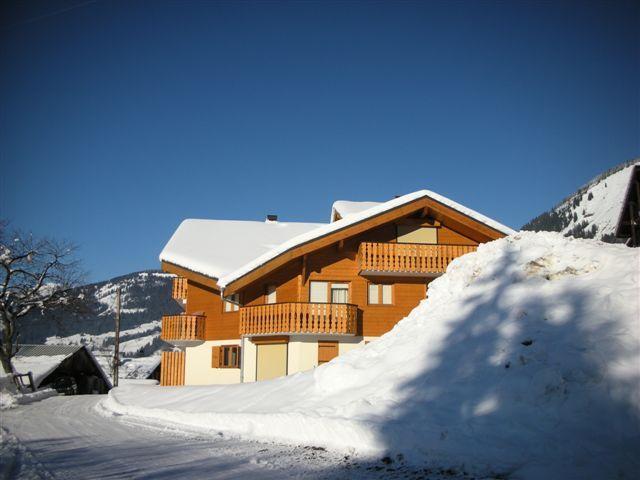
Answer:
212, 346, 222, 368
234, 346, 241, 368
318, 341, 339, 365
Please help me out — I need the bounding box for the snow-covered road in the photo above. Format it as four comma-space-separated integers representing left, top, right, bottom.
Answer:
1, 396, 469, 479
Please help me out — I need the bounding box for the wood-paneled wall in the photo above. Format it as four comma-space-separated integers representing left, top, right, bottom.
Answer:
238, 215, 479, 337
186, 281, 240, 340
160, 351, 185, 386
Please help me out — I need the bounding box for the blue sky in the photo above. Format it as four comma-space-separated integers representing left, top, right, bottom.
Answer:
1, 1, 638, 282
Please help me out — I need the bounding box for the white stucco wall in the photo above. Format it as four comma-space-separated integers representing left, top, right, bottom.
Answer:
241, 337, 257, 383
287, 337, 318, 374
185, 335, 382, 385
241, 335, 380, 382
184, 340, 242, 385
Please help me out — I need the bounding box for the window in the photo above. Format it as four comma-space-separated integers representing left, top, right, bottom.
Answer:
368, 283, 393, 305
224, 293, 239, 312
310, 281, 328, 303
212, 345, 241, 368
265, 284, 277, 304
310, 281, 350, 304
396, 225, 438, 244
330, 283, 349, 304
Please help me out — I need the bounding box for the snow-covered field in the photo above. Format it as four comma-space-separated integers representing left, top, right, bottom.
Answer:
102, 232, 640, 479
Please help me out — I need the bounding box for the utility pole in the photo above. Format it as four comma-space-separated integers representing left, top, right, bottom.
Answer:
112, 286, 121, 387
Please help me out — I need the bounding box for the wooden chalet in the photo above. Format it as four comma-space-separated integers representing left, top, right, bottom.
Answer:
158, 190, 514, 386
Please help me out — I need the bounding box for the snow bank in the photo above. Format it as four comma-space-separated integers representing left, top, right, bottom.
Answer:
102, 232, 640, 479
0, 374, 58, 410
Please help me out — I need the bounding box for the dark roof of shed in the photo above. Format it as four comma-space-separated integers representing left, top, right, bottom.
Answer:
17, 344, 84, 357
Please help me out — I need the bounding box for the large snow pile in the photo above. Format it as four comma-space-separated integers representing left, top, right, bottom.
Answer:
101, 232, 640, 479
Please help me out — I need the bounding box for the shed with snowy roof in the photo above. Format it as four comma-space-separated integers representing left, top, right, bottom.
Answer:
12, 345, 112, 395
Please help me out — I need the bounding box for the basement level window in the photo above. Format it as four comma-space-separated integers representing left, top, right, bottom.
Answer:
212, 345, 241, 368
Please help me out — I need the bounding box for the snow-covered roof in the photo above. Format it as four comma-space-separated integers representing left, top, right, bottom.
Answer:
10, 344, 113, 389
12, 345, 81, 387
218, 190, 515, 288
159, 219, 324, 280
330, 200, 382, 222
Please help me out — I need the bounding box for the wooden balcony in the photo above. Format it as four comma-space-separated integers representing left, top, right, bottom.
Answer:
359, 242, 477, 276
172, 276, 188, 301
240, 303, 357, 336
161, 314, 205, 345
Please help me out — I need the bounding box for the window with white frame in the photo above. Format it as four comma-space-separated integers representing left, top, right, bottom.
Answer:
330, 283, 349, 304
368, 283, 392, 305
224, 293, 240, 312
309, 281, 349, 304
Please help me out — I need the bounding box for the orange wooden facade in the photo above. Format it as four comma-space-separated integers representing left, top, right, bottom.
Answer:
161, 203, 506, 343
160, 351, 185, 386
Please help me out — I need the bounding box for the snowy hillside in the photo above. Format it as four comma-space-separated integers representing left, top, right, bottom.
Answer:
523, 159, 638, 241
18, 270, 182, 344
103, 233, 640, 479
16, 270, 180, 380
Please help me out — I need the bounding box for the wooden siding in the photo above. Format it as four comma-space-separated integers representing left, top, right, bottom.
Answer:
160, 351, 185, 386
359, 242, 477, 275
242, 218, 467, 336
161, 314, 206, 342
187, 280, 240, 341
240, 303, 357, 335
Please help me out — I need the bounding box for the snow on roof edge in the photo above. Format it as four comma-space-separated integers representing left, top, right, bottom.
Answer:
218, 190, 515, 288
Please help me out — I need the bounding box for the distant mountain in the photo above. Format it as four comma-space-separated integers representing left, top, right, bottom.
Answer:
19, 270, 182, 345
522, 159, 639, 242
18, 270, 184, 379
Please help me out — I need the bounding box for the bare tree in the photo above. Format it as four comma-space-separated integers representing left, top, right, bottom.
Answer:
0, 221, 85, 374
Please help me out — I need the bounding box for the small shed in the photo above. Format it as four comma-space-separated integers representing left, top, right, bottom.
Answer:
13, 345, 112, 395
144, 358, 161, 381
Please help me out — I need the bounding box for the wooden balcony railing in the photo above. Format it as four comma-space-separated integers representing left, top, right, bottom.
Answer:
359, 242, 477, 275
240, 303, 357, 336
172, 276, 188, 301
161, 314, 205, 342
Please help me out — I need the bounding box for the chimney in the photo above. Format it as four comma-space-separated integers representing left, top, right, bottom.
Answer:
266, 214, 278, 223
